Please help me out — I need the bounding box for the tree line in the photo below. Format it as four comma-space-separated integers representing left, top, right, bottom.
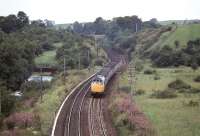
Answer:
0, 11, 82, 116
150, 38, 200, 68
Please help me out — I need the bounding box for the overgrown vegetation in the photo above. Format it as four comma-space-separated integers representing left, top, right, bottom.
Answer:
150, 89, 177, 99
150, 38, 200, 67
109, 89, 154, 136
0, 69, 93, 136
168, 79, 191, 90
123, 59, 200, 136
194, 75, 200, 82
0, 11, 106, 135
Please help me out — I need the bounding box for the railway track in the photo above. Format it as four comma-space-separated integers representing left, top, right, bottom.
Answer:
51, 48, 126, 136
51, 73, 108, 136
89, 98, 107, 136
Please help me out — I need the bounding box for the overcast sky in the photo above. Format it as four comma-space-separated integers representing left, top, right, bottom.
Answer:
0, 0, 199, 24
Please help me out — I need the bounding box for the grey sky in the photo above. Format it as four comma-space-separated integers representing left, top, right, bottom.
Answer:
0, 0, 199, 24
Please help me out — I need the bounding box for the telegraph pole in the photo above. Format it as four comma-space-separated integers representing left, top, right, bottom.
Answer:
135, 23, 138, 33
63, 55, 66, 82
0, 89, 1, 115
94, 35, 99, 57
40, 67, 43, 102
87, 50, 90, 71
78, 53, 81, 70
128, 63, 134, 96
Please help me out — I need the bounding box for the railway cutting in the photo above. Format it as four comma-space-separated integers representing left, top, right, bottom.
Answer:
51, 49, 127, 136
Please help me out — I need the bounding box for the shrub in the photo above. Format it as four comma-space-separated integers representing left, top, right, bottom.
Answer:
1, 90, 16, 117
191, 63, 198, 71
94, 58, 104, 66
0, 117, 3, 129
154, 75, 160, 80
168, 79, 191, 90
135, 61, 143, 72
4, 112, 36, 129
194, 75, 200, 82
111, 92, 154, 135
190, 88, 200, 93
178, 87, 200, 94
185, 100, 199, 107
178, 88, 189, 93
151, 89, 177, 99
144, 69, 156, 75
135, 89, 145, 95
119, 86, 131, 93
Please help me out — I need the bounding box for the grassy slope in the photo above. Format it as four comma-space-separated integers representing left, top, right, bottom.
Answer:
34, 40, 107, 68
144, 24, 200, 54
115, 23, 200, 136
34, 51, 57, 66
119, 60, 200, 136
34, 43, 63, 66
161, 24, 200, 47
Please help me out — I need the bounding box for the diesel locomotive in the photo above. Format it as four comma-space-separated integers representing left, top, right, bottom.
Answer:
90, 56, 124, 95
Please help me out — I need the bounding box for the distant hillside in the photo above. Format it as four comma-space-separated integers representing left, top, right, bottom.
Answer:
54, 23, 72, 29
140, 24, 200, 54
159, 20, 200, 25
160, 24, 200, 47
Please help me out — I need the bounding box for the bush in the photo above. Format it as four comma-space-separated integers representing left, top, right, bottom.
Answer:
4, 112, 36, 129
154, 75, 160, 80
135, 89, 145, 95
184, 100, 199, 107
178, 88, 200, 94
168, 79, 191, 90
194, 75, 200, 82
119, 86, 131, 93
190, 88, 200, 93
1, 90, 16, 116
0, 117, 3, 129
135, 61, 144, 72
94, 58, 104, 66
178, 88, 189, 93
144, 69, 156, 75
151, 89, 177, 99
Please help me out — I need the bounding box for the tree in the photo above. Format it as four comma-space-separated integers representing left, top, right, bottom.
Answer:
31, 20, 45, 27
191, 62, 198, 71
0, 80, 15, 116
0, 29, 5, 43
0, 37, 35, 90
0, 14, 18, 33
17, 11, 29, 28
73, 21, 83, 33
174, 40, 180, 48
94, 17, 106, 34
150, 18, 158, 24
115, 15, 142, 32
44, 19, 54, 27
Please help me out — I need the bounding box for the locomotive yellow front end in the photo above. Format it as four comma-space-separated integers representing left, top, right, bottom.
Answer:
91, 82, 105, 93
90, 75, 105, 95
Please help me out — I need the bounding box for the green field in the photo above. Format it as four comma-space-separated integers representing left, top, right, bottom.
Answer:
34, 50, 57, 66
162, 24, 200, 47
119, 60, 200, 136
145, 24, 200, 54
34, 43, 63, 66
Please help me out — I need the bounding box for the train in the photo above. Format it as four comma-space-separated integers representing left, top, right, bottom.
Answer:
90, 54, 125, 95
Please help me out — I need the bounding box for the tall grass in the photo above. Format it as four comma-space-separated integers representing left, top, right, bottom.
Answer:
34, 70, 92, 135
119, 60, 200, 136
